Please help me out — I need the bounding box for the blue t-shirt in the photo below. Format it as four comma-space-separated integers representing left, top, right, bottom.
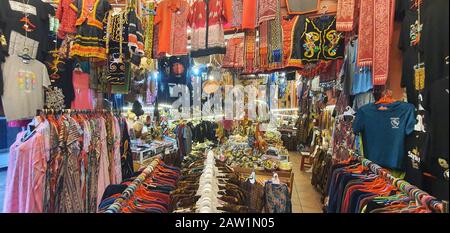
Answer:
349, 40, 373, 95
353, 102, 416, 170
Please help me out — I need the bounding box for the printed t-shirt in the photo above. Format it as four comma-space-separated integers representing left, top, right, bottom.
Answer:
423, 78, 449, 180
1, 55, 50, 121
404, 131, 428, 188
155, 0, 190, 56
0, 0, 54, 62
419, 0, 449, 89
353, 101, 416, 170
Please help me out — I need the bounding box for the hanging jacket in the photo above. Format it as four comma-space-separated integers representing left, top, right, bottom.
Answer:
75, 0, 110, 30
188, 0, 231, 58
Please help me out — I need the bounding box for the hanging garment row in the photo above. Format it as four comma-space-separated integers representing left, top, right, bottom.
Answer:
101, 157, 181, 213
324, 155, 447, 213
3, 110, 134, 213
171, 145, 292, 213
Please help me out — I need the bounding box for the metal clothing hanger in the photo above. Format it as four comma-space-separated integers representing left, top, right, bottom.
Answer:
18, 47, 33, 62
271, 172, 280, 185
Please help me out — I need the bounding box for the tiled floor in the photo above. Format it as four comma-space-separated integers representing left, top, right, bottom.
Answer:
289, 152, 323, 213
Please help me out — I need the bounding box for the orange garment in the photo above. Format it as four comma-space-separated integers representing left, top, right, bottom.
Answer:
75, 0, 105, 29
224, 0, 233, 24
154, 0, 179, 56
242, 0, 257, 29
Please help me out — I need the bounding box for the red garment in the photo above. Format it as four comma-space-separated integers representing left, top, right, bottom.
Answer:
341, 184, 366, 213
258, 0, 278, 24
55, 0, 78, 39
71, 71, 94, 110
223, 37, 245, 68
188, 0, 231, 57
154, 0, 189, 56
222, 120, 233, 131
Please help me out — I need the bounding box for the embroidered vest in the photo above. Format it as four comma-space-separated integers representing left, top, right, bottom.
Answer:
75, 0, 109, 29
300, 16, 344, 62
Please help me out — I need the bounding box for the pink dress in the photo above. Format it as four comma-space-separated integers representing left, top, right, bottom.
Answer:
71, 71, 94, 110
96, 117, 110, 211
3, 121, 50, 213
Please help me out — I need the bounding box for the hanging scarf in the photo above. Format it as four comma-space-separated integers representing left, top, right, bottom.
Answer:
269, 3, 283, 70
258, 0, 278, 24
357, 0, 395, 86
244, 30, 256, 73
357, 0, 374, 67
372, 0, 396, 85
336, 0, 357, 31
259, 21, 269, 70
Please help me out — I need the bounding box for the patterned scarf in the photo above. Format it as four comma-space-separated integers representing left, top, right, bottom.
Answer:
357, 0, 374, 67
258, 0, 278, 24
269, 3, 282, 70
232, 0, 243, 28
336, 0, 357, 31
244, 30, 256, 73
357, 0, 395, 86
373, 0, 396, 85
223, 36, 245, 68
259, 21, 269, 70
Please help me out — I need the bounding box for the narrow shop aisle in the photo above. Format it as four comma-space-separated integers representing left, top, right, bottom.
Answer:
290, 152, 323, 213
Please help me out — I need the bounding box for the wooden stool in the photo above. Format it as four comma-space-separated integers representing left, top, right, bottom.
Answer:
300, 151, 313, 171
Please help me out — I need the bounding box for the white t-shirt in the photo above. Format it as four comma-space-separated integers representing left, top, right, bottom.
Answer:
1, 55, 50, 121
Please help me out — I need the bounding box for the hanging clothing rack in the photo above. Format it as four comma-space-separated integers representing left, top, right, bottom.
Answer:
350, 149, 448, 213
104, 156, 162, 213
36, 108, 120, 115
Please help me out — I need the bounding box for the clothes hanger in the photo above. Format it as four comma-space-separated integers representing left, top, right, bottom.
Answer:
271, 172, 280, 185
19, 47, 33, 62
248, 170, 256, 184
73, 62, 83, 72
309, 4, 334, 19
338, 106, 355, 120
376, 90, 395, 110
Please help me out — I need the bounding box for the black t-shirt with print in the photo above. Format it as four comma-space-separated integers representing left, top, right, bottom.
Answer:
419, 0, 449, 88
397, 0, 430, 107
157, 55, 190, 105
404, 130, 428, 188
0, 0, 54, 62
423, 78, 449, 181
45, 57, 75, 108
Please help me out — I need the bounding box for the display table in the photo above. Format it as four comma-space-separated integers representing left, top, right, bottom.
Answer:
131, 140, 177, 170
232, 166, 294, 198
